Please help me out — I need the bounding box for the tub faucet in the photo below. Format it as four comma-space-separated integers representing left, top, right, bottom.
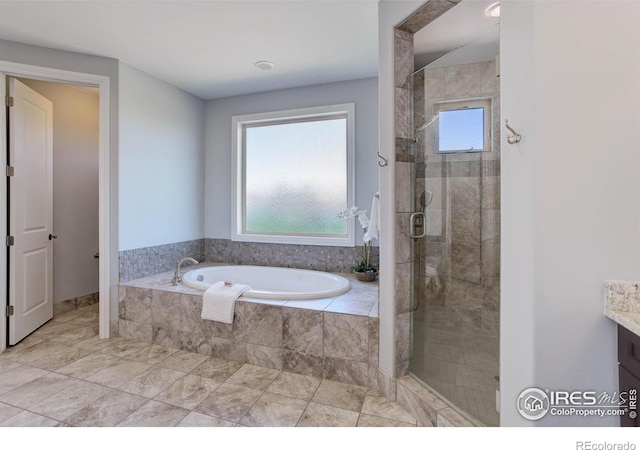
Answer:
171, 257, 199, 286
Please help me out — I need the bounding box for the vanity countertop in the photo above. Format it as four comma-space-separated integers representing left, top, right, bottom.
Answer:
604, 281, 640, 336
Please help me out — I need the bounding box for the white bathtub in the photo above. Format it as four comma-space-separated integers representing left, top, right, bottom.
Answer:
181, 265, 351, 300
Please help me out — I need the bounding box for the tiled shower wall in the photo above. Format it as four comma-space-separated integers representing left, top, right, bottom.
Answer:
393, 0, 460, 379
394, 26, 416, 379
119, 238, 379, 282
416, 60, 500, 330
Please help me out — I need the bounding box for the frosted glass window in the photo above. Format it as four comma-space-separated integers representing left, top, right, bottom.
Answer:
244, 119, 347, 235
232, 104, 355, 246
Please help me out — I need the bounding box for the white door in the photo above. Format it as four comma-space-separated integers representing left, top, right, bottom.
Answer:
8, 78, 54, 345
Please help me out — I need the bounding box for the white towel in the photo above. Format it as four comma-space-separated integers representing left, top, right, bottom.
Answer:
363, 191, 380, 244
201, 281, 250, 324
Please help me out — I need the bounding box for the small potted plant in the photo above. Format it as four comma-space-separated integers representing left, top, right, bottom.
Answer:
339, 206, 378, 282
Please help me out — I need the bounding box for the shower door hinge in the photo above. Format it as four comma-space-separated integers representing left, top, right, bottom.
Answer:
5, 96, 13, 107
6, 236, 14, 246
6, 166, 14, 177
5, 305, 14, 317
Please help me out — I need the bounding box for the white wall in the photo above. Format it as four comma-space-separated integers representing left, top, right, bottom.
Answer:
119, 63, 204, 251
204, 77, 379, 244
501, 1, 640, 426
20, 79, 99, 304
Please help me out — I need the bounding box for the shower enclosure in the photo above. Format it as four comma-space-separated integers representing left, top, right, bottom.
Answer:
408, 52, 501, 426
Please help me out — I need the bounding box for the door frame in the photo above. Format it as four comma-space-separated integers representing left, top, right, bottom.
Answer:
0, 61, 111, 352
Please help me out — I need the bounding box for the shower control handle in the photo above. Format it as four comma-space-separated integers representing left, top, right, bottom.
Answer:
409, 212, 426, 239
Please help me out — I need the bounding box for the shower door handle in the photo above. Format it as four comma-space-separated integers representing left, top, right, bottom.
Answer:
410, 212, 426, 239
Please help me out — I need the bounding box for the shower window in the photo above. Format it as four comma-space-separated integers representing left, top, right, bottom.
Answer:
434, 98, 492, 153
231, 104, 355, 246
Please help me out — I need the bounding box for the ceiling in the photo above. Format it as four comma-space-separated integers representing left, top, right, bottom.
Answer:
0, 1, 501, 100
0, 1, 378, 100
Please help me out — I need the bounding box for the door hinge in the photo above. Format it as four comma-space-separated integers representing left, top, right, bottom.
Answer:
5, 305, 14, 317
5, 96, 13, 107
6, 236, 14, 246
6, 166, 14, 177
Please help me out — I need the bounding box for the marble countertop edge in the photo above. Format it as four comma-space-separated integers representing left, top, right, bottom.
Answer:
604, 279, 640, 336
604, 309, 640, 337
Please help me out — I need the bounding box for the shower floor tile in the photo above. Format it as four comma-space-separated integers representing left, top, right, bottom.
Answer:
0, 305, 418, 428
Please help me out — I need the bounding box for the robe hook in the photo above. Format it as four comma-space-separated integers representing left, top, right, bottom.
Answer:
505, 119, 521, 144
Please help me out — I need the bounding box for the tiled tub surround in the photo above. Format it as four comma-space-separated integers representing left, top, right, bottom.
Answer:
604, 281, 640, 335
119, 266, 380, 388
119, 238, 379, 283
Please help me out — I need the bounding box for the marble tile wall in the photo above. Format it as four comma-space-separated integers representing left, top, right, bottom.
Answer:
119, 239, 205, 282
119, 238, 379, 282
397, 0, 461, 34
118, 284, 380, 388
205, 239, 378, 274
394, 25, 415, 380
415, 60, 501, 335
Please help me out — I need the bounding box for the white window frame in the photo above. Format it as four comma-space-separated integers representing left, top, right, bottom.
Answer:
231, 103, 356, 247
433, 97, 493, 153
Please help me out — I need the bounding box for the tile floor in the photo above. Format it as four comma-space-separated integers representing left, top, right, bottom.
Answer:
0, 304, 417, 427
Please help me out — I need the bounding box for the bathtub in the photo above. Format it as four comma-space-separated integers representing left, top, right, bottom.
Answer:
181, 265, 351, 300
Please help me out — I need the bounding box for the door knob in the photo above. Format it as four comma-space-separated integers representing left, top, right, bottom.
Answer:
48, 234, 57, 240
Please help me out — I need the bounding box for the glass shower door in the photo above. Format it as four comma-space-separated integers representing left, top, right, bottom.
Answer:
409, 59, 501, 427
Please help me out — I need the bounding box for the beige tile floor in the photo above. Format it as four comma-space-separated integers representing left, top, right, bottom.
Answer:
0, 304, 417, 427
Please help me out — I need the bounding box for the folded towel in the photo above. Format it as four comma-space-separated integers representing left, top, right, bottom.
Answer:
363, 191, 380, 244
201, 281, 250, 324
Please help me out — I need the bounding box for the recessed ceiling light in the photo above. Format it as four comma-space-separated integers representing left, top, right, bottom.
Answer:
485, 2, 500, 18
255, 61, 275, 70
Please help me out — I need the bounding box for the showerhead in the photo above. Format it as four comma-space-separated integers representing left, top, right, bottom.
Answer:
415, 113, 439, 132
419, 190, 433, 212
